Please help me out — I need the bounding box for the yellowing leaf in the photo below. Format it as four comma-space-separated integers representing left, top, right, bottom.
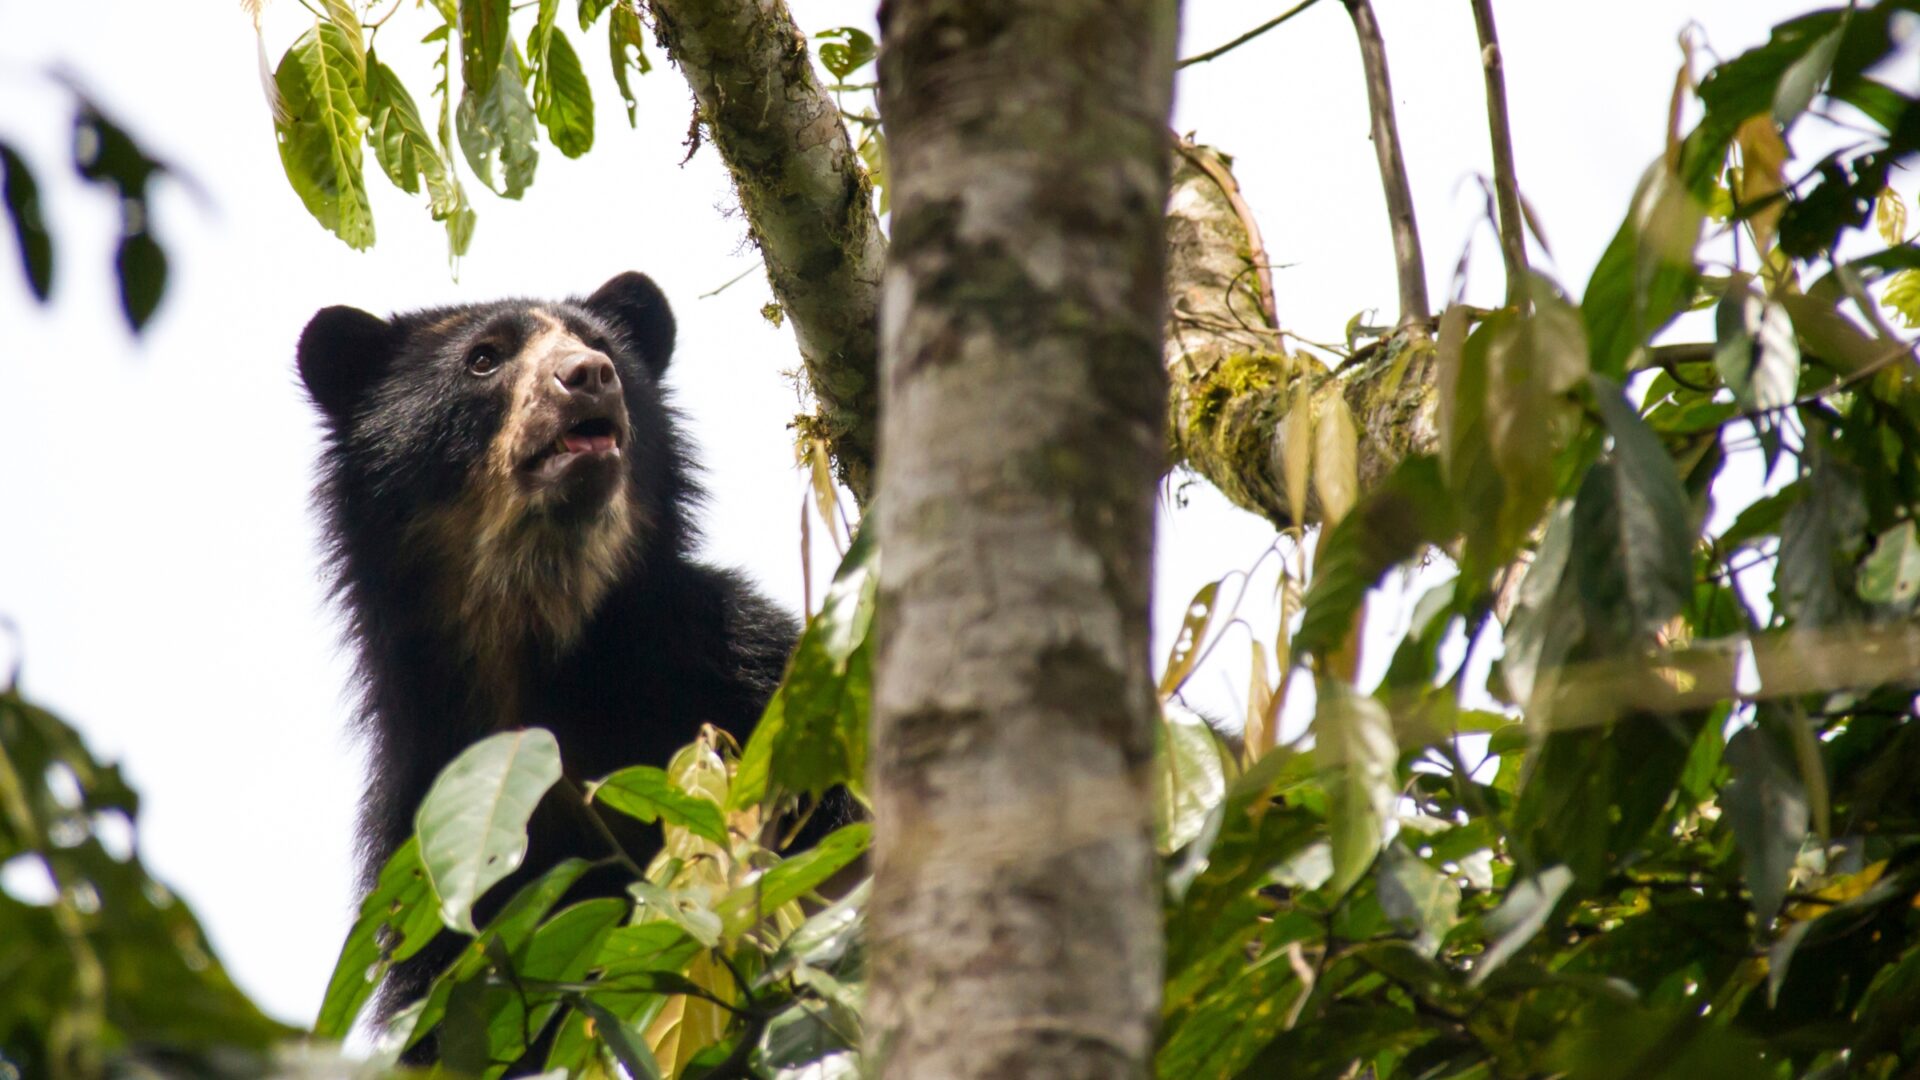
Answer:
1875, 188, 1909, 246
1280, 378, 1313, 529
1883, 268, 1920, 330
1159, 580, 1220, 699
1734, 115, 1788, 254
1311, 393, 1358, 530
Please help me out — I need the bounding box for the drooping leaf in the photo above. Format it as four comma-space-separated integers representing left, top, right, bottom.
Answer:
1773, 28, 1842, 127
1713, 279, 1799, 412
273, 18, 374, 249
609, 2, 650, 127
577, 0, 614, 30
0, 143, 52, 300
1732, 115, 1788, 253
1295, 456, 1456, 662
528, 0, 595, 157
1378, 842, 1460, 958
1883, 268, 1920, 329
460, 0, 511, 99
1311, 392, 1359, 529
590, 766, 729, 847
1583, 162, 1703, 379
1158, 579, 1220, 699
1155, 702, 1229, 855
1469, 864, 1573, 986
1318, 679, 1398, 897
457, 43, 540, 199
114, 232, 166, 331
1486, 275, 1589, 550
1722, 725, 1808, 924
1581, 376, 1695, 642
414, 728, 564, 933
1774, 457, 1867, 627
731, 530, 876, 810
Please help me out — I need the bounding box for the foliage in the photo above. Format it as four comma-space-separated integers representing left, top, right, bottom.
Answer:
0, 686, 295, 1078
1, 80, 175, 330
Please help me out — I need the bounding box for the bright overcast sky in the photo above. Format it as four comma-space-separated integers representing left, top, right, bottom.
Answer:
0, 0, 1839, 1028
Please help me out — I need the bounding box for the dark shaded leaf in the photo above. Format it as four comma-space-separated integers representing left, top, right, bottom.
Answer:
0, 144, 52, 300
1723, 725, 1808, 924
1584, 376, 1695, 641
1470, 864, 1573, 986
1294, 456, 1455, 661
1378, 842, 1459, 957
1713, 278, 1799, 411
113, 232, 165, 331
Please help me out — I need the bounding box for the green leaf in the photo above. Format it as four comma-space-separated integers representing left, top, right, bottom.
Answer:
1712, 279, 1800, 412
531, 26, 594, 157
1487, 275, 1590, 550
365, 55, 473, 263
1722, 726, 1808, 924
0, 143, 52, 301
1774, 458, 1866, 627
1583, 376, 1695, 641
1886, 268, 1920, 329
460, 0, 511, 98
1583, 162, 1703, 379
457, 43, 540, 199
313, 837, 442, 1038
1377, 842, 1459, 958
731, 530, 877, 810
414, 728, 564, 934
1155, 703, 1228, 855
1294, 456, 1456, 661
608, 3, 650, 127
1773, 28, 1842, 127
1859, 520, 1920, 605
589, 765, 729, 846
595, 921, 701, 979
1500, 501, 1579, 707
1469, 864, 1573, 986
717, 823, 870, 938
273, 20, 374, 249
404, 857, 591, 1049
815, 27, 876, 82
528, 0, 594, 158
575, 997, 666, 1079
1318, 680, 1397, 897
577, 0, 613, 30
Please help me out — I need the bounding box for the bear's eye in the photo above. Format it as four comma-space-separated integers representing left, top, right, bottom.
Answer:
465, 345, 502, 376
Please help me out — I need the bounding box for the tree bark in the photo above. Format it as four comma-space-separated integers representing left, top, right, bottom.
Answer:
867, 1, 1177, 1076
649, 0, 887, 501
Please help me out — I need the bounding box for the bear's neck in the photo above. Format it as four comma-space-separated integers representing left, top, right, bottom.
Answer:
400, 483, 641, 729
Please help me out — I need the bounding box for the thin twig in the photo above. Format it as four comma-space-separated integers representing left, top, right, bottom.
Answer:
698, 262, 762, 299
1178, 0, 1324, 69
1343, 0, 1431, 327
1470, 0, 1529, 308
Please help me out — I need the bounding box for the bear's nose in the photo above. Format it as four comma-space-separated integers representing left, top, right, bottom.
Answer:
556, 351, 619, 396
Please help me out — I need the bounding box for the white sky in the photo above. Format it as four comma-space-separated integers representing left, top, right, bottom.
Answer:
0, 0, 1833, 1028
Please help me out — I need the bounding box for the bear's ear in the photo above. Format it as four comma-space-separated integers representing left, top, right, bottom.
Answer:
298, 306, 396, 420
584, 271, 676, 377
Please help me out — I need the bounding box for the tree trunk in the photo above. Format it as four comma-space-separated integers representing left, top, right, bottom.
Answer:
866, 1, 1178, 1076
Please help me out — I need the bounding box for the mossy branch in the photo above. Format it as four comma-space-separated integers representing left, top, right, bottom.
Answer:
649, 0, 886, 503
1165, 143, 1437, 527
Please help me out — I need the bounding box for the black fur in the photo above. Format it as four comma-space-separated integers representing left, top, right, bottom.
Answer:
298, 273, 799, 1055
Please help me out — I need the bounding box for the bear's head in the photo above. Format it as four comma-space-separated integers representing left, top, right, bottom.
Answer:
298, 271, 692, 657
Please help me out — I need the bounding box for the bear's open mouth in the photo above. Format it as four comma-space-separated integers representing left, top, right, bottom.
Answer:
523, 416, 623, 475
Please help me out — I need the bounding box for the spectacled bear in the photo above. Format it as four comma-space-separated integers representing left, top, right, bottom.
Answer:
297, 272, 799, 1055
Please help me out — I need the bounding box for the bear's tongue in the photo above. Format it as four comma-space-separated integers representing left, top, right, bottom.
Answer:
562, 432, 616, 455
